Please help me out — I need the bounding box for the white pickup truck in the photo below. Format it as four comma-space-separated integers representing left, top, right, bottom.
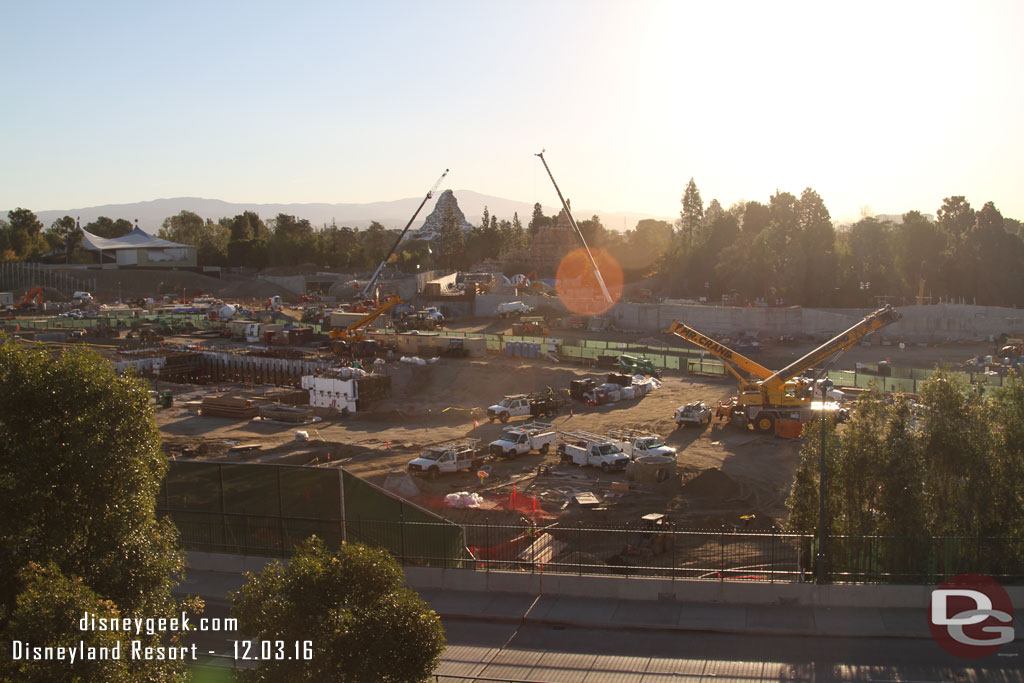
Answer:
557, 432, 631, 473
496, 301, 534, 318
609, 431, 677, 461
486, 394, 533, 423
407, 440, 483, 479
489, 422, 556, 459
675, 401, 712, 427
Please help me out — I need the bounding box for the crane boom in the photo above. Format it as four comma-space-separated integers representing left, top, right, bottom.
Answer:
360, 169, 449, 301
534, 150, 613, 305
665, 320, 773, 379
664, 305, 903, 432
330, 295, 403, 342
762, 305, 901, 392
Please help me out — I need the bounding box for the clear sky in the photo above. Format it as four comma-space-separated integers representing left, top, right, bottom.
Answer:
3, 0, 1023, 224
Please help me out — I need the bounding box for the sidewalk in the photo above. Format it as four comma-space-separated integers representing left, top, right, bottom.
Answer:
176, 569, 931, 639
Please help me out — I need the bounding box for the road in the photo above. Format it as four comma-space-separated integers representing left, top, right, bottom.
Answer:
185, 599, 1021, 682
438, 620, 1022, 682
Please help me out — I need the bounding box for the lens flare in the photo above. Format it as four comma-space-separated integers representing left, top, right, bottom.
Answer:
555, 248, 623, 315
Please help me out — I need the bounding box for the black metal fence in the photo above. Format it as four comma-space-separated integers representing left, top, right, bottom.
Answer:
160, 509, 1024, 584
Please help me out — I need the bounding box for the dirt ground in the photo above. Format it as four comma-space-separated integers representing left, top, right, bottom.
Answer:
151, 321, 995, 531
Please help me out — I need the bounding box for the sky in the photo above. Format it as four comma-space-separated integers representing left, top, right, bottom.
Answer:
3, 0, 1023, 224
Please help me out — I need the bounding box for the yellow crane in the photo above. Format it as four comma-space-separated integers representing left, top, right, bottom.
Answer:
329, 295, 403, 343
665, 305, 902, 432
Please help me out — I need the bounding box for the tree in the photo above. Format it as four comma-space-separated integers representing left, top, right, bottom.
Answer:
679, 178, 704, 246
3, 562, 138, 682
480, 206, 490, 231
46, 216, 82, 263
84, 216, 133, 239
231, 537, 445, 683
6, 208, 45, 259
893, 211, 945, 302
438, 203, 464, 269
787, 369, 1023, 579
740, 201, 770, 235
528, 202, 550, 238
797, 188, 836, 307
0, 344, 192, 681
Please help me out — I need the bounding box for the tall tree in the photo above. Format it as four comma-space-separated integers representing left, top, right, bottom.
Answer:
0, 344, 193, 681
528, 202, 549, 238
438, 202, 464, 269
46, 216, 82, 263
798, 188, 836, 307
6, 208, 45, 259
679, 178, 704, 246
231, 537, 445, 683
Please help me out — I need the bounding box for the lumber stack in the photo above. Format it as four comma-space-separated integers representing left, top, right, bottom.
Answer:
200, 395, 259, 419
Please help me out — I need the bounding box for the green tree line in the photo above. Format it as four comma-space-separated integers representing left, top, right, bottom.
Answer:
787, 369, 1024, 580
5, 183, 1023, 306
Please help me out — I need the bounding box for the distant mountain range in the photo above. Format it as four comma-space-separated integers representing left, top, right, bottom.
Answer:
19, 191, 673, 234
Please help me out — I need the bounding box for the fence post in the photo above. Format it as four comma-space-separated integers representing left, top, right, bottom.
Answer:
577, 522, 582, 576
485, 518, 489, 574
719, 526, 726, 583
399, 509, 406, 565
770, 531, 775, 584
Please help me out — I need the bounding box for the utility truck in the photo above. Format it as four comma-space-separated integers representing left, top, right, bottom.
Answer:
488, 422, 556, 459
496, 301, 534, 318
487, 393, 564, 423
609, 430, 677, 460
674, 401, 712, 427
557, 431, 630, 472
407, 439, 484, 479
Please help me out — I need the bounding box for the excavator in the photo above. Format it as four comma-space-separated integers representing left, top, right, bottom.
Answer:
665, 305, 902, 432
19, 287, 44, 311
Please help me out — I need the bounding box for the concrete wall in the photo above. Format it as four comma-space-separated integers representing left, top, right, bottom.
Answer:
402, 567, 1024, 609
185, 553, 1024, 609
473, 296, 1024, 343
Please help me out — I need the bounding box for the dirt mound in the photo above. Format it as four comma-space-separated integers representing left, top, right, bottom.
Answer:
681, 468, 741, 499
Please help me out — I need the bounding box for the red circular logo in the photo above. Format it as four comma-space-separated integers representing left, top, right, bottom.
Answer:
929, 574, 1015, 658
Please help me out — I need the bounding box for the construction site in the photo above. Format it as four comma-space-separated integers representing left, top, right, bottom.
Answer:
4, 167, 1023, 581
5, 252, 1023, 578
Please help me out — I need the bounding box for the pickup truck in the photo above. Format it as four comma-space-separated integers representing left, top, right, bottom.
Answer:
675, 401, 712, 427
489, 422, 556, 459
487, 394, 563, 423
407, 440, 483, 479
609, 432, 677, 461
496, 301, 534, 318
557, 432, 631, 472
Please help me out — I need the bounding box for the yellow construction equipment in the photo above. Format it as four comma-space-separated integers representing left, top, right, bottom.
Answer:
329, 296, 402, 343
665, 305, 902, 432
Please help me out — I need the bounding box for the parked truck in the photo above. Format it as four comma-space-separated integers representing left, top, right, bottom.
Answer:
674, 401, 712, 428
488, 422, 556, 459
557, 431, 631, 472
406, 439, 484, 479
608, 430, 677, 461
487, 393, 565, 423
496, 300, 535, 318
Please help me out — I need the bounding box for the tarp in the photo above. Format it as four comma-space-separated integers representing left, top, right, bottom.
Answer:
80, 227, 191, 251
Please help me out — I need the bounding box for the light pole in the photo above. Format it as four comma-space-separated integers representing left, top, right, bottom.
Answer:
816, 379, 833, 584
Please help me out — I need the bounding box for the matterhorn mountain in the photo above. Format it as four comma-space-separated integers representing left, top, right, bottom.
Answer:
407, 190, 474, 241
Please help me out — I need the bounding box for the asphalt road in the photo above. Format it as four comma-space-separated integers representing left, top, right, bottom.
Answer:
438, 620, 1023, 682
184, 599, 1021, 682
